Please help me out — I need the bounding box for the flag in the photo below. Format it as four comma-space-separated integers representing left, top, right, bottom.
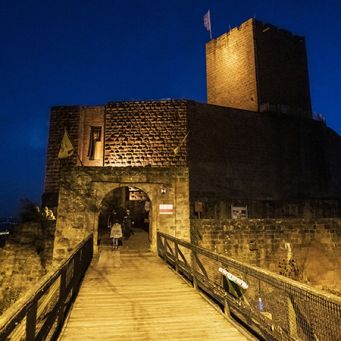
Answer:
173, 131, 190, 155
58, 130, 74, 159
203, 10, 211, 32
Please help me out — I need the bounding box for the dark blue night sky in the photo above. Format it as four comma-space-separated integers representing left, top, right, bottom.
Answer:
1, 0, 340, 217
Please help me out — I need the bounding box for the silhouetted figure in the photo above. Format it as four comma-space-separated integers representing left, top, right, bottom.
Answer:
107, 210, 118, 229
122, 209, 134, 240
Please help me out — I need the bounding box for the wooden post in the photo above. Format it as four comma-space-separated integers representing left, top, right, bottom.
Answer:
57, 267, 67, 326
26, 300, 37, 341
72, 251, 81, 295
224, 297, 231, 317
175, 243, 179, 273
191, 250, 198, 290
287, 297, 298, 339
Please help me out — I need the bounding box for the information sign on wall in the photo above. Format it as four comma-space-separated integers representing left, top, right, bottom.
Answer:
159, 204, 174, 214
129, 189, 148, 201
194, 201, 203, 213
231, 205, 248, 219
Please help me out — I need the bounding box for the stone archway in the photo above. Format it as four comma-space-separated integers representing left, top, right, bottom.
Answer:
53, 166, 190, 262
91, 182, 159, 253
95, 185, 152, 250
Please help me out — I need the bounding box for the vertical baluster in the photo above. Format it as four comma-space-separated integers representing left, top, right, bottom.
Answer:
26, 300, 37, 341
73, 251, 81, 295
57, 267, 67, 327
287, 295, 298, 339
224, 296, 231, 317
191, 250, 198, 290
162, 236, 166, 261
175, 242, 179, 273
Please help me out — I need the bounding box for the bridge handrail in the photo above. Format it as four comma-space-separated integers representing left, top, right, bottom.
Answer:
0, 234, 93, 340
157, 232, 341, 341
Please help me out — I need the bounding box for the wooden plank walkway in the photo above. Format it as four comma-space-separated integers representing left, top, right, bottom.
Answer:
59, 230, 250, 340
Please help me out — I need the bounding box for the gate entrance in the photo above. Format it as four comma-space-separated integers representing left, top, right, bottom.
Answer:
53, 167, 190, 262
97, 186, 151, 250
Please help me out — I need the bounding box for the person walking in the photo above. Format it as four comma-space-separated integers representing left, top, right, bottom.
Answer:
123, 209, 134, 240
110, 220, 123, 249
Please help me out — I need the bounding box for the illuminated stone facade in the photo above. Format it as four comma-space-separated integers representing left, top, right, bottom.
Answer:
53, 166, 189, 259
206, 19, 312, 117
44, 100, 190, 257
44, 100, 341, 213
44, 100, 187, 198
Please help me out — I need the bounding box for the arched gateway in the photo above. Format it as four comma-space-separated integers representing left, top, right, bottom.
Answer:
97, 186, 152, 248
52, 166, 190, 261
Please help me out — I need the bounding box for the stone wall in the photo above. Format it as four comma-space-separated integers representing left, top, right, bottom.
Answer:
43, 106, 82, 207
187, 102, 341, 217
206, 18, 258, 111
0, 222, 55, 314
255, 20, 311, 116
43, 100, 188, 208
43, 100, 341, 220
105, 100, 188, 167
189, 198, 341, 220
191, 218, 341, 294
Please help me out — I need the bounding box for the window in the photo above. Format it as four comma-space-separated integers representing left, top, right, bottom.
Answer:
88, 126, 102, 160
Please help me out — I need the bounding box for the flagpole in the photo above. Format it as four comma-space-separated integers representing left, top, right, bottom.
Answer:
209, 9, 212, 40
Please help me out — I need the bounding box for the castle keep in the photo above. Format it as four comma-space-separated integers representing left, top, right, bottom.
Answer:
206, 18, 312, 116
43, 18, 341, 256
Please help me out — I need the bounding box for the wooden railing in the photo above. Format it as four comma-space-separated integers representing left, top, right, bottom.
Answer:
157, 232, 341, 341
0, 234, 93, 341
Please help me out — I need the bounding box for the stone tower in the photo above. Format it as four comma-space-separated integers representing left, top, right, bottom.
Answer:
206, 18, 312, 117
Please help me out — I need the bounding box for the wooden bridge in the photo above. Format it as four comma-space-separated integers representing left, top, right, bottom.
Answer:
59, 240, 249, 340
1, 229, 340, 341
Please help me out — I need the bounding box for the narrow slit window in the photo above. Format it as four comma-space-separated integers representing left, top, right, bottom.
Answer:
88, 126, 102, 160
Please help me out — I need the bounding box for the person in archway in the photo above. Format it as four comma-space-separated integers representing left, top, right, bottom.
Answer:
107, 209, 118, 229
110, 219, 123, 249
123, 209, 134, 240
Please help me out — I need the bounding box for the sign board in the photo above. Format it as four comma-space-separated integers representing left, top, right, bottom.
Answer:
159, 204, 174, 215
129, 190, 147, 201
218, 267, 248, 289
231, 205, 248, 219
194, 201, 203, 213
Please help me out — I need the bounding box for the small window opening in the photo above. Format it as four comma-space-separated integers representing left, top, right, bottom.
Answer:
88, 126, 102, 160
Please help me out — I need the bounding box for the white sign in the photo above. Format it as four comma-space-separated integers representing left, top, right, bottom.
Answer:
159, 204, 174, 215
231, 205, 248, 219
129, 191, 147, 201
218, 267, 249, 290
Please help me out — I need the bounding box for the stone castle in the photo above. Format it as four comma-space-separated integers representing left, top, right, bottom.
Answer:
42, 18, 341, 257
